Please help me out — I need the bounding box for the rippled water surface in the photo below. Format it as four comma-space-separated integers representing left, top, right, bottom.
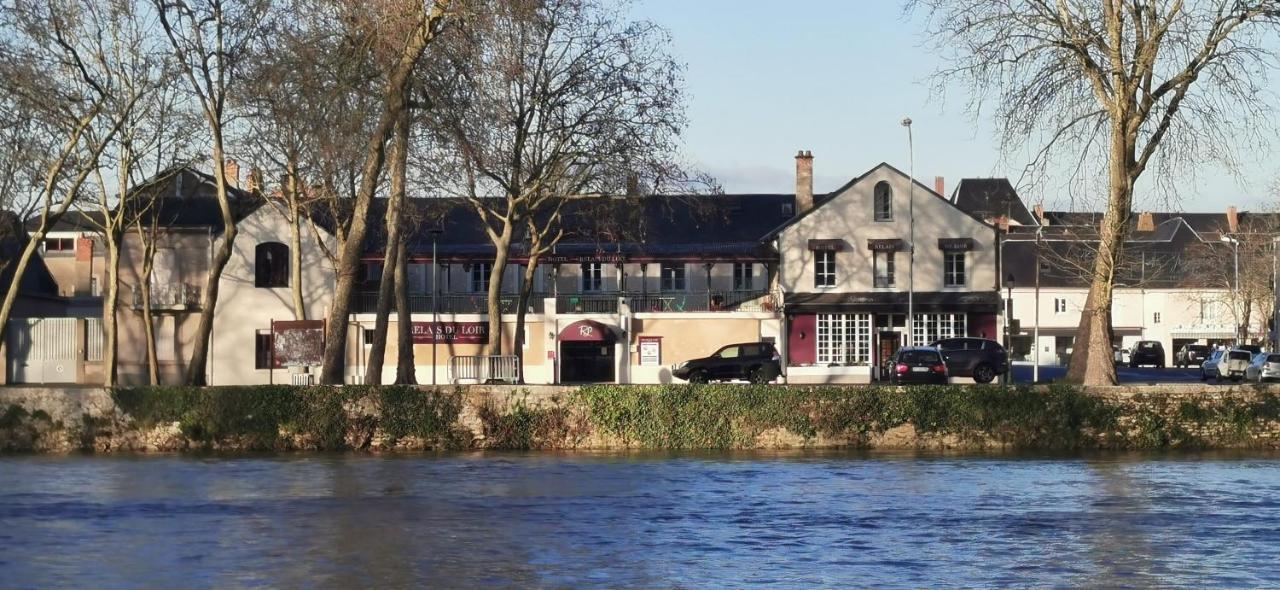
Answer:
2, 451, 1279, 588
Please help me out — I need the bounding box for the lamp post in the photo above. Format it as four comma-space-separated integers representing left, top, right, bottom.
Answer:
429, 227, 444, 385
1221, 234, 1240, 344
1034, 224, 1042, 383
902, 117, 915, 346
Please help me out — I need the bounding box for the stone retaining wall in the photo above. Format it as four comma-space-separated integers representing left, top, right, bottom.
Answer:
3, 384, 1280, 453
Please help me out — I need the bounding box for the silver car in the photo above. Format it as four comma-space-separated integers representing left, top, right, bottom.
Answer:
1246, 352, 1280, 383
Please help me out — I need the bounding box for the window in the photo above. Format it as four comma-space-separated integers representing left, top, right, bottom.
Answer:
255, 331, 274, 369
781, 202, 794, 217
814, 251, 836, 288
817, 313, 873, 365
469, 262, 492, 293
581, 262, 603, 292
1054, 298, 1068, 314
873, 181, 893, 221
944, 251, 966, 287
254, 242, 289, 288
660, 263, 686, 291
733, 263, 755, 291
911, 313, 968, 346
362, 261, 383, 284
873, 251, 895, 288
43, 237, 74, 253
1153, 312, 1161, 324
717, 346, 741, 359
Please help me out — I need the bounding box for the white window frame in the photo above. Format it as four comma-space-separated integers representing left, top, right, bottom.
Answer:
733, 262, 755, 291
814, 251, 836, 288
1054, 298, 1068, 314
581, 262, 603, 292
660, 263, 686, 291
817, 313, 873, 366
469, 262, 492, 293
873, 251, 895, 288
944, 251, 966, 287
911, 313, 968, 346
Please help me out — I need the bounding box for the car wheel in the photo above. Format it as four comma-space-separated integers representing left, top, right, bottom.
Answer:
748, 366, 770, 384
972, 364, 995, 384
688, 371, 709, 384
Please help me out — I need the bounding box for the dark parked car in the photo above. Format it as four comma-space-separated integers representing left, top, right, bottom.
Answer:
1237, 344, 1264, 356
1129, 340, 1166, 368
888, 347, 949, 385
673, 342, 781, 384
930, 338, 1008, 384
1175, 344, 1211, 368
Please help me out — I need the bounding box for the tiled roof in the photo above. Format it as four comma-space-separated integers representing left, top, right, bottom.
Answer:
951, 178, 1038, 225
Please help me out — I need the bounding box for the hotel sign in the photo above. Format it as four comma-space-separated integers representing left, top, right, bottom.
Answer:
411, 322, 489, 344
866, 239, 904, 252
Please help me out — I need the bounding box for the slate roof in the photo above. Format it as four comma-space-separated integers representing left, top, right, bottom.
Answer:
1, 211, 60, 300
951, 178, 1038, 226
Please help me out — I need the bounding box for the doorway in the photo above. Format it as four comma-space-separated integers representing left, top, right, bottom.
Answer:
877, 330, 902, 381
560, 342, 615, 383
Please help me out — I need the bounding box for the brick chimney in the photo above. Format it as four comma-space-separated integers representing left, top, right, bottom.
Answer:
795, 150, 814, 215
1137, 211, 1155, 232
223, 159, 240, 188
1033, 203, 1045, 224
934, 176, 945, 197
1227, 206, 1239, 233
247, 167, 262, 194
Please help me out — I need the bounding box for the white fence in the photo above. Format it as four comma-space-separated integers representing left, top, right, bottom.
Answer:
449, 355, 520, 384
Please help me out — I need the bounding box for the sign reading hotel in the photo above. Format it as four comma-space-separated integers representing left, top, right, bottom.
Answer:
411, 322, 489, 344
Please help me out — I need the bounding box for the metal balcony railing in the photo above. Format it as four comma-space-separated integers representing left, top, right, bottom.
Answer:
628, 290, 779, 313
354, 292, 545, 315
129, 283, 202, 311
556, 294, 621, 314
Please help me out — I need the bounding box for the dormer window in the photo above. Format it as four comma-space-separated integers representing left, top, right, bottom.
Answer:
874, 181, 893, 221
781, 202, 795, 217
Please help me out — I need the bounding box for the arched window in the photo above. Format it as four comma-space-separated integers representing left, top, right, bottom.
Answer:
873, 181, 893, 221
255, 242, 289, 288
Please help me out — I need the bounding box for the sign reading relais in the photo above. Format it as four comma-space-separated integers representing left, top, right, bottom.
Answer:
411, 322, 489, 344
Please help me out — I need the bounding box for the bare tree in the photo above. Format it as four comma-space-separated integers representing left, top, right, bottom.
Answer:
0, 0, 147, 344
1182, 217, 1280, 343
915, 1, 1280, 385
426, 0, 687, 357
317, 0, 452, 385
155, 0, 274, 385
364, 113, 411, 385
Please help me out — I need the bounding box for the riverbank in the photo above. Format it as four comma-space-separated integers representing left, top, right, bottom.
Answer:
3, 384, 1280, 453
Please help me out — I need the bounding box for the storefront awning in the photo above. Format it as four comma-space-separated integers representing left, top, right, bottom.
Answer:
559, 319, 616, 343
785, 291, 1001, 314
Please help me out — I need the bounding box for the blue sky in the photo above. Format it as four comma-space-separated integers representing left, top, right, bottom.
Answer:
631, 0, 1276, 213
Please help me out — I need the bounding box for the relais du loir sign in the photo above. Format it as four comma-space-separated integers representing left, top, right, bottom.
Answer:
410, 322, 490, 344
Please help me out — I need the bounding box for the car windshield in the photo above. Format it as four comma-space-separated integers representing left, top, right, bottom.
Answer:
898, 350, 941, 364
1138, 342, 1158, 349
1268, 354, 1280, 363
1229, 351, 1251, 361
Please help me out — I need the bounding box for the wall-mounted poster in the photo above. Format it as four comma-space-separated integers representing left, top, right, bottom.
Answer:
639, 336, 662, 366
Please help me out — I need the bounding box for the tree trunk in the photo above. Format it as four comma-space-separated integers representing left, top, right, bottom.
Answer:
318, 10, 443, 385
140, 276, 159, 386
184, 140, 238, 385
364, 234, 400, 385
394, 238, 416, 385
102, 231, 122, 386
513, 255, 541, 384
286, 160, 306, 321
1065, 119, 1134, 386
484, 222, 515, 356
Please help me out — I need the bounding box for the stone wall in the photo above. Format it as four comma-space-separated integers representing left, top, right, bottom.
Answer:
3, 384, 1280, 453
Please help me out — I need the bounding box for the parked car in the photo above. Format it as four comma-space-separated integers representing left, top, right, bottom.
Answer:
1238, 344, 1264, 356
1201, 350, 1224, 381
930, 338, 1008, 384
672, 342, 781, 384
1203, 349, 1252, 382
888, 347, 949, 385
1175, 344, 1211, 369
1246, 352, 1280, 383
1113, 345, 1130, 364
1129, 341, 1166, 368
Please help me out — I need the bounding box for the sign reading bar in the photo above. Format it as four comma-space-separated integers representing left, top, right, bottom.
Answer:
411, 322, 489, 344
807, 239, 845, 252
639, 336, 662, 366
938, 238, 976, 251
867, 239, 904, 252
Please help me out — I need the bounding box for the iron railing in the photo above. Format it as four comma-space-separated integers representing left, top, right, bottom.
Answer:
354, 292, 545, 315
556, 294, 621, 314
129, 283, 202, 310
449, 355, 520, 384
628, 290, 779, 313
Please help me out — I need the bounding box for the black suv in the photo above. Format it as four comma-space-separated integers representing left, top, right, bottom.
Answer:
1129, 340, 1166, 368
1175, 344, 1211, 368
673, 342, 781, 384
930, 338, 1009, 384
889, 347, 949, 385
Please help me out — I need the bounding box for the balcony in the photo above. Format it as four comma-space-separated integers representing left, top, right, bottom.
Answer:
130, 283, 202, 312
354, 292, 546, 315
556, 294, 622, 314
628, 290, 779, 313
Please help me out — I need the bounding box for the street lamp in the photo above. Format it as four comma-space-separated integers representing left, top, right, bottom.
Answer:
902, 117, 915, 346
429, 226, 444, 385
1005, 273, 1015, 349
1221, 234, 1240, 344
1273, 236, 1280, 350
1033, 223, 1043, 383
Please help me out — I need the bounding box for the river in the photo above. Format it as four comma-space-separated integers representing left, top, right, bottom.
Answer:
1, 452, 1278, 588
